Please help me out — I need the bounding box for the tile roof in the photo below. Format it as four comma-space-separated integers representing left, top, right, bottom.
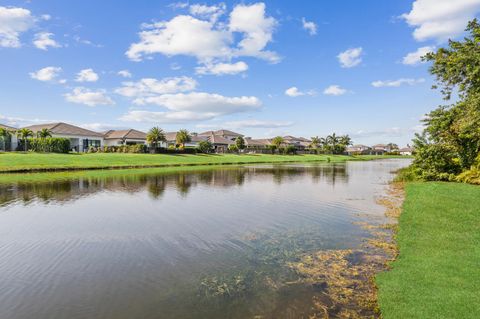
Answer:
104, 129, 146, 140
208, 134, 234, 145
245, 138, 272, 146
23, 122, 104, 137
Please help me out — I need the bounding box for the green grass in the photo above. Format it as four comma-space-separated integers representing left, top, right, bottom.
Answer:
377, 182, 480, 319
0, 152, 400, 173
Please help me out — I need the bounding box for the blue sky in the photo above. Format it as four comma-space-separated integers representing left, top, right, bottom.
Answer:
1, 0, 478, 146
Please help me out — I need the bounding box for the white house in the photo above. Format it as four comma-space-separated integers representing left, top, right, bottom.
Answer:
103, 129, 147, 146
0, 123, 17, 151
23, 122, 104, 152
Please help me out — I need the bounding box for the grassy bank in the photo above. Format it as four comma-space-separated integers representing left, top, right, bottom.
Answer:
0, 152, 400, 173
377, 182, 480, 318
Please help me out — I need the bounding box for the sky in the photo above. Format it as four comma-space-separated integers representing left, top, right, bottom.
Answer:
1, 0, 479, 146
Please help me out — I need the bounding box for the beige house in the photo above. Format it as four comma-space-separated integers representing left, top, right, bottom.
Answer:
103, 129, 147, 146
23, 122, 104, 152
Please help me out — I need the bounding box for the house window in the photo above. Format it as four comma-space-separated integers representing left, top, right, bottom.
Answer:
83, 139, 101, 150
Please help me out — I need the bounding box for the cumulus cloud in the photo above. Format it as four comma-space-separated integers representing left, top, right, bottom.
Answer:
337, 47, 363, 68
117, 70, 132, 78
64, 87, 114, 106
323, 85, 347, 96
126, 2, 279, 72
285, 86, 315, 97
0, 6, 35, 48
29, 66, 62, 82
189, 3, 226, 22
119, 92, 261, 123
371, 78, 425, 87
402, 46, 435, 65
195, 61, 248, 75
302, 17, 317, 35
402, 0, 480, 42
33, 32, 61, 50
115, 76, 197, 100
75, 68, 99, 82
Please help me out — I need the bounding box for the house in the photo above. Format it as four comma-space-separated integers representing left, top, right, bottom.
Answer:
199, 129, 243, 142
103, 129, 147, 146
346, 145, 372, 155
0, 123, 17, 151
399, 147, 414, 156
165, 132, 208, 148
207, 134, 235, 153
283, 136, 311, 149
23, 122, 104, 152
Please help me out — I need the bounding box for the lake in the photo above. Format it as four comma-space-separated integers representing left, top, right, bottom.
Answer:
0, 159, 409, 319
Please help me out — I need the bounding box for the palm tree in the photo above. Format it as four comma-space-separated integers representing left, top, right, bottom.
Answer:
37, 128, 52, 139
176, 129, 191, 149
272, 136, 284, 148
146, 127, 166, 150
340, 135, 352, 147
325, 133, 339, 153
17, 128, 33, 152
310, 136, 321, 149
0, 128, 12, 151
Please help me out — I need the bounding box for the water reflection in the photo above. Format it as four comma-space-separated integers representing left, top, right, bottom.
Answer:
0, 160, 409, 319
0, 164, 348, 207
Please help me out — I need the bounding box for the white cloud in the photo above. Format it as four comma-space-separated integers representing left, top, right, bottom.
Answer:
402, 0, 480, 42
120, 92, 261, 123
195, 61, 248, 75
117, 70, 132, 78
64, 87, 114, 106
33, 32, 61, 50
285, 86, 315, 97
29, 66, 62, 82
189, 3, 226, 22
402, 46, 435, 65
225, 119, 293, 128
302, 17, 317, 35
323, 85, 347, 96
115, 76, 197, 100
75, 68, 99, 82
337, 47, 363, 68
0, 6, 35, 48
372, 78, 425, 88
126, 3, 279, 67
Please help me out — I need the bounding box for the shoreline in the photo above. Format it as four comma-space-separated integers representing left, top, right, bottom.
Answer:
0, 153, 407, 174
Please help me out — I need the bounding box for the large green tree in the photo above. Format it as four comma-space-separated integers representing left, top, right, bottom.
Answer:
17, 128, 33, 152
413, 19, 480, 179
37, 128, 52, 139
0, 128, 12, 151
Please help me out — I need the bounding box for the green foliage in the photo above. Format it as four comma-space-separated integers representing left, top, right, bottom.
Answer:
235, 136, 245, 150
271, 136, 284, 148
176, 129, 191, 149
90, 144, 147, 153
16, 128, 33, 151
412, 20, 480, 182
197, 140, 213, 153
323, 133, 351, 154
146, 127, 166, 149
36, 128, 52, 139
227, 144, 239, 153
0, 128, 12, 151
26, 137, 70, 153
457, 154, 480, 184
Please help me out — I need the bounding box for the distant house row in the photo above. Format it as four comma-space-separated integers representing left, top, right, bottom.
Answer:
346, 144, 414, 156
1, 121, 413, 154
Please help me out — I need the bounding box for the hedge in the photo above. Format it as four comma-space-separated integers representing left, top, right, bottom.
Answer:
21, 138, 71, 153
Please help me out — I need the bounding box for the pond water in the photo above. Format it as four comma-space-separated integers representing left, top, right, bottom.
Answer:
0, 159, 409, 319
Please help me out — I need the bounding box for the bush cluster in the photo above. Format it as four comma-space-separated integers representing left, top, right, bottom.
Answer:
23, 138, 70, 153
88, 144, 147, 153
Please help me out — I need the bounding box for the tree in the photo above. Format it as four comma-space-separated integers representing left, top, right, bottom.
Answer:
228, 144, 239, 153
17, 128, 33, 152
310, 136, 321, 149
272, 136, 284, 148
339, 135, 352, 147
176, 129, 191, 149
0, 128, 12, 151
146, 127, 166, 150
37, 128, 52, 139
412, 19, 480, 179
235, 136, 245, 151
198, 140, 213, 153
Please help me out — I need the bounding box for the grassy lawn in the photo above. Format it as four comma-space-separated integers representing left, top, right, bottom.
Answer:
0, 152, 399, 173
377, 182, 480, 319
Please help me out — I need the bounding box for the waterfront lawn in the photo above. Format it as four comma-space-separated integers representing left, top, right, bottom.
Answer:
0, 152, 392, 173
377, 182, 480, 319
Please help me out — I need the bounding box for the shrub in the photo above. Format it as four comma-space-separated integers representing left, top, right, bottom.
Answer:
198, 141, 213, 153
228, 144, 239, 153
24, 137, 70, 153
